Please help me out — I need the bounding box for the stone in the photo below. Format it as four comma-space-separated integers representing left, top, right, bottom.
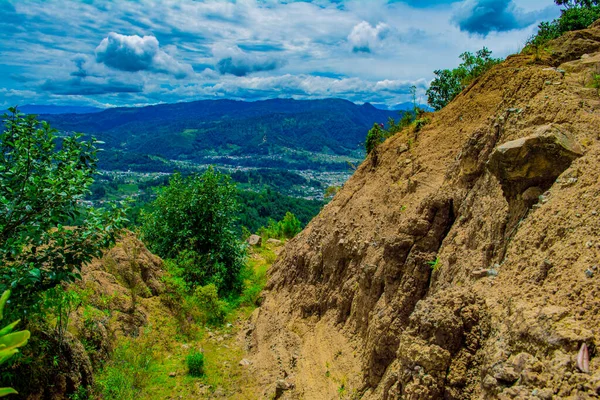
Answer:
522, 186, 544, 205
247, 234, 262, 247
169, 371, 176, 377
239, 358, 252, 366
472, 269, 490, 279
487, 125, 584, 200
275, 379, 293, 398
266, 238, 283, 246
493, 364, 520, 383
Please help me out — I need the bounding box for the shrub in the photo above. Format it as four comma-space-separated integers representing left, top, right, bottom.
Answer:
186, 350, 205, 377
140, 168, 245, 296
365, 123, 385, 155
193, 284, 226, 325
257, 211, 302, 240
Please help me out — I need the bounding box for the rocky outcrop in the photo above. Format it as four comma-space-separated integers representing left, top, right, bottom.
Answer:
247, 22, 600, 399
12, 233, 164, 399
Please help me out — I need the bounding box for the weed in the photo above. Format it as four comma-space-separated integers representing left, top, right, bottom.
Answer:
186, 350, 205, 377
428, 257, 441, 272
414, 117, 431, 132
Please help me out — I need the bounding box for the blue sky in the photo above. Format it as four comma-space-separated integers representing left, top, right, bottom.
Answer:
0, 0, 559, 109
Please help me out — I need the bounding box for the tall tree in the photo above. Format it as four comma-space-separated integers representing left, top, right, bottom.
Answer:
0, 108, 126, 315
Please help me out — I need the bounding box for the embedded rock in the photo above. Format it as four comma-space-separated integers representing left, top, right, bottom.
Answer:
487, 125, 583, 200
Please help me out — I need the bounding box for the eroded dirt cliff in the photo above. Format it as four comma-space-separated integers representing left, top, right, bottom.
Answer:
245, 23, 600, 399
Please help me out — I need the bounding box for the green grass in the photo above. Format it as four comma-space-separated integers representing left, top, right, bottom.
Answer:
93, 244, 279, 399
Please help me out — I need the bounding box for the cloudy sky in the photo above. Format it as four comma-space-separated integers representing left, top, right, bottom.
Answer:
0, 0, 559, 109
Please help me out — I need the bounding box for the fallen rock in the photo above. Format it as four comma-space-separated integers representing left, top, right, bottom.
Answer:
472, 269, 491, 279
239, 358, 252, 366
266, 238, 283, 246
247, 234, 262, 247
275, 379, 294, 398
169, 371, 176, 377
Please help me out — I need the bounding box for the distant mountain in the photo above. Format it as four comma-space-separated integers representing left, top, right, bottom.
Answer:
372, 102, 434, 112
6, 105, 104, 115
42, 98, 399, 171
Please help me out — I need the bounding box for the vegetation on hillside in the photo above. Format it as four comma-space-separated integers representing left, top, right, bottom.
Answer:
426, 48, 502, 111
526, 0, 600, 51
0, 108, 310, 398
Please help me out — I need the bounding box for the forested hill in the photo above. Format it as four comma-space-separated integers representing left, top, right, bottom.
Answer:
40, 98, 400, 168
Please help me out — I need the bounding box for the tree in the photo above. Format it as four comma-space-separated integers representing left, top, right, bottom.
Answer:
140, 169, 245, 295
555, 0, 599, 7
365, 123, 385, 155
0, 109, 126, 315
426, 47, 502, 111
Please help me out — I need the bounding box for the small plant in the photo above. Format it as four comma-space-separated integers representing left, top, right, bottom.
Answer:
414, 117, 431, 132
428, 257, 441, 272
324, 185, 341, 199
186, 350, 205, 377
337, 383, 346, 397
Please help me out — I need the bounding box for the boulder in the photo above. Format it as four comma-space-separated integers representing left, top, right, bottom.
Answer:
247, 234, 262, 247
266, 238, 283, 246
487, 125, 583, 200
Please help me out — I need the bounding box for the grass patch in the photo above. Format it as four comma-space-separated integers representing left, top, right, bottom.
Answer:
93, 244, 278, 398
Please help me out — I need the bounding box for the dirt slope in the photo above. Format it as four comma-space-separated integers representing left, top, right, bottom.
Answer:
246, 24, 600, 399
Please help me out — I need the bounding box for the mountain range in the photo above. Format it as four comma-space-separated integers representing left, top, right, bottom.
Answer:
38, 98, 401, 171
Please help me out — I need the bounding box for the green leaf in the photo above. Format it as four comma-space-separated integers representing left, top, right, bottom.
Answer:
0, 320, 20, 337
0, 330, 30, 351
0, 387, 18, 397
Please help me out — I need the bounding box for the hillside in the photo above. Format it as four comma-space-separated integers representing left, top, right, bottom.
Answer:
244, 21, 600, 399
40, 98, 399, 171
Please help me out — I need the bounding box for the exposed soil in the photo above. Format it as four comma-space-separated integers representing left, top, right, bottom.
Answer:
245, 23, 600, 399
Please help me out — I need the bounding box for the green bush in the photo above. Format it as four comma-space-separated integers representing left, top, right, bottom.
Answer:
365, 123, 385, 155
257, 211, 302, 240
526, 3, 600, 50
186, 350, 205, 377
426, 48, 502, 111
140, 168, 245, 296
193, 284, 226, 325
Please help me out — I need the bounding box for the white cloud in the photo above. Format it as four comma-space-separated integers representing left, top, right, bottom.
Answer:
348, 21, 391, 53
95, 32, 193, 79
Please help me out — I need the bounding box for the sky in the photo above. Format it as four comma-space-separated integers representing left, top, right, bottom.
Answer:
0, 0, 560, 109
